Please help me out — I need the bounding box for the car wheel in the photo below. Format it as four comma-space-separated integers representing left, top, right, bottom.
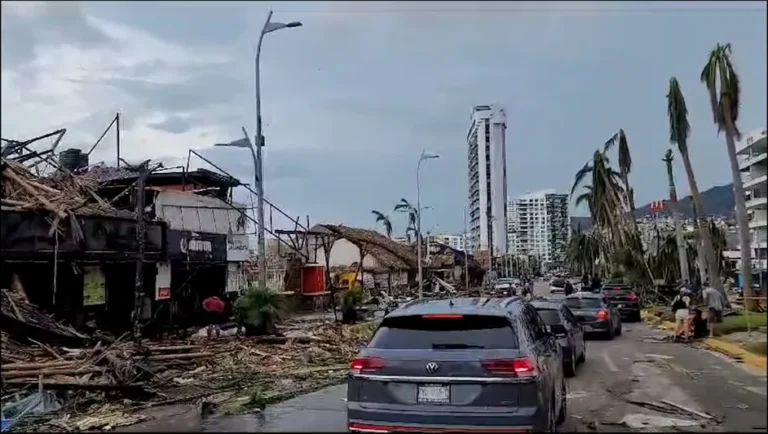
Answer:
564, 353, 576, 377
632, 311, 642, 322
606, 325, 615, 340
556, 379, 567, 425
615, 322, 622, 336
577, 340, 586, 363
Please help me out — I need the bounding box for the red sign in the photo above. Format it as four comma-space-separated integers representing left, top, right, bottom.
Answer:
650, 201, 664, 212
156, 287, 171, 300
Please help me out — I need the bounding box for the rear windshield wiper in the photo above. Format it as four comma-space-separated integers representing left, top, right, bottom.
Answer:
432, 343, 485, 349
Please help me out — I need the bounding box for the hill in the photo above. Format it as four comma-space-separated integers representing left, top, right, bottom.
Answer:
633, 183, 735, 219
570, 183, 735, 231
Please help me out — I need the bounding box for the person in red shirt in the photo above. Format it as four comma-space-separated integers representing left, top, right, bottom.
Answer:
202, 295, 227, 339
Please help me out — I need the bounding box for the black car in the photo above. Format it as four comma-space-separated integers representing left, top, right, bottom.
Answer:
564, 293, 622, 340
347, 297, 567, 432
601, 284, 642, 322
531, 300, 586, 378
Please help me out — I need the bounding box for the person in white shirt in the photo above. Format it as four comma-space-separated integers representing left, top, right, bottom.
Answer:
702, 284, 724, 338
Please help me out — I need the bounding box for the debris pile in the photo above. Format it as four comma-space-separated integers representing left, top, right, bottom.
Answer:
0, 157, 131, 238
1, 294, 377, 431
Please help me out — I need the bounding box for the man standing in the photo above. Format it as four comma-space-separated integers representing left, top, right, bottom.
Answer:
202, 295, 227, 339
702, 283, 724, 338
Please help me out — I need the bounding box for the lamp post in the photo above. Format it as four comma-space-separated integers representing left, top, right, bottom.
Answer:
252, 11, 302, 289
416, 150, 439, 298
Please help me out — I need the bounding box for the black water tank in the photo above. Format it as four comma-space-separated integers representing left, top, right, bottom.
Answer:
58, 148, 88, 171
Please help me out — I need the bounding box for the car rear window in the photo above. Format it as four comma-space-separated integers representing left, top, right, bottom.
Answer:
368, 315, 519, 350
534, 308, 562, 325
565, 298, 602, 309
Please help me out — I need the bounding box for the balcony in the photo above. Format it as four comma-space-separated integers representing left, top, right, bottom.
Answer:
738, 152, 767, 170
746, 197, 768, 209
749, 219, 768, 229
744, 174, 768, 189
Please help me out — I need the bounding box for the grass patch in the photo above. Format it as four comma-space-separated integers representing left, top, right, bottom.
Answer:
718, 312, 768, 335
742, 341, 768, 356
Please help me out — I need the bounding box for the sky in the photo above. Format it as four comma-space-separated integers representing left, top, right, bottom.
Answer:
2, 1, 766, 237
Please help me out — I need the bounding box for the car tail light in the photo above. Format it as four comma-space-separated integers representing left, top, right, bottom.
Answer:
596, 309, 608, 320
627, 293, 638, 301
481, 358, 537, 377
350, 357, 387, 375
422, 314, 464, 319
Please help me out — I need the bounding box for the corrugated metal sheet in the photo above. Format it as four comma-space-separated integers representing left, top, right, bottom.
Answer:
155, 191, 246, 234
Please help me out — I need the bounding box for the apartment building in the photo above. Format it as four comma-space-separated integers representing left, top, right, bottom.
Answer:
737, 127, 767, 272
467, 105, 508, 256
431, 233, 466, 251
507, 190, 570, 264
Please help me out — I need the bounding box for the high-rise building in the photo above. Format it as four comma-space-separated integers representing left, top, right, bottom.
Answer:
507, 189, 570, 264
431, 233, 466, 252
737, 127, 767, 272
467, 105, 508, 256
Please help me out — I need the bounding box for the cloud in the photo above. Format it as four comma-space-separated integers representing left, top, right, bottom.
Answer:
2, 1, 766, 234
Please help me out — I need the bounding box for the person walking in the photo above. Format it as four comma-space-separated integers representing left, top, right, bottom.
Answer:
201, 294, 227, 339
671, 289, 691, 340
702, 283, 724, 338
564, 280, 575, 296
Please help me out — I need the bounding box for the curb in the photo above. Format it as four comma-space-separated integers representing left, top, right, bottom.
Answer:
703, 338, 768, 370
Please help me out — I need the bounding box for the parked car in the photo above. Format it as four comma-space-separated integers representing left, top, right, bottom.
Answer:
564, 292, 622, 340
531, 300, 586, 377
601, 284, 642, 322
347, 297, 567, 433
493, 278, 518, 296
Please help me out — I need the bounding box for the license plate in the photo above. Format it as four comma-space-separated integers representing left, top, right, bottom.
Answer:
583, 325, 593, 332
417, 384, 450, 404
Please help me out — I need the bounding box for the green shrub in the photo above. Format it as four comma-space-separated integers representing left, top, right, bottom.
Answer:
718, 312, 768, 335
234, 287, 286, 335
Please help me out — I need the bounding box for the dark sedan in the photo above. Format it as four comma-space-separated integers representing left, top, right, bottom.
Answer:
531, 300, 586, 377
564, 293, 622, 340
601, 284, 642, 322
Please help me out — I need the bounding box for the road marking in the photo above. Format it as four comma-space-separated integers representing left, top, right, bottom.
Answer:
603, 352, 619, 372
746, 386, 767, 397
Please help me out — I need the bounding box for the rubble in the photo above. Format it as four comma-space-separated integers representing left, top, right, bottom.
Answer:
1, 293, 377, 431
0, 157, 131, 241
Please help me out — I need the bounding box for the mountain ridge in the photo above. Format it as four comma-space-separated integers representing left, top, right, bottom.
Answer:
570, 182, 735, 231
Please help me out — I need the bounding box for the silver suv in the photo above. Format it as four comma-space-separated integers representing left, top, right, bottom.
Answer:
347, 297, 567, 433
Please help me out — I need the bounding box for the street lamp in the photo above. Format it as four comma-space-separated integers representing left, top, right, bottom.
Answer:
416, 149, 439, 298
252, 11, 302, 290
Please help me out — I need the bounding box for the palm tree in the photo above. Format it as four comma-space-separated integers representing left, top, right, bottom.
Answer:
394, 198, 420, 243
662, 149, 690, 283
603, 129, 636, 213
700, 43, 754, 308
371, 210, 393, 238
666, 76, 724, 297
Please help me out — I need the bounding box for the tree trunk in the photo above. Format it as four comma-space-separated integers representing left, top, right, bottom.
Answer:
665, 160, 690, 282
679, 149, 724, 297
722, 118, 755, 310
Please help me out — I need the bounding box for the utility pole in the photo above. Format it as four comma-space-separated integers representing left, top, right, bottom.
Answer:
131, 160, 151, 343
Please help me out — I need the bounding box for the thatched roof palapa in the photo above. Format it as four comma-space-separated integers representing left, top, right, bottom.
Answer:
311, 224, 419, 271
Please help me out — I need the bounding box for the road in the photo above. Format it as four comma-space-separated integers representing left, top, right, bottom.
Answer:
126, 281, 768, 432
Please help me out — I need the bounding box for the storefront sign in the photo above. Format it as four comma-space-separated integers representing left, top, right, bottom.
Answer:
83, 266, 106, 306
227, 234, 250, 262
155, 262, 172, 300
167, 230, 226, 262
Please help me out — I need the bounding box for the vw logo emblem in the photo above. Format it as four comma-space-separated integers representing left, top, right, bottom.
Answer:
425, 362, 439, 374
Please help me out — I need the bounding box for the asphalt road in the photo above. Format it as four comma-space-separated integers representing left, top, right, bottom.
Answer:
129, 281, 768, 432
